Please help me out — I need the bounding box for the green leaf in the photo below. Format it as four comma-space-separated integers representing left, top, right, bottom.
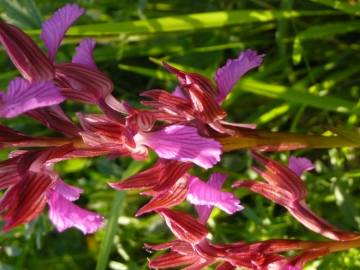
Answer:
309, 0, 360, 16
27, 9, 338, 37
0, 0, 42, 29
292, 21, 360, 63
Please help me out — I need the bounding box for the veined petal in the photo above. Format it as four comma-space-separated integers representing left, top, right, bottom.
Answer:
110, 159, 191, 192
72, 38, 97, 70
145, 240, 193, 254
214, 49, 263, 103
136, 177, 188, 216
55, 63, 113, 104
26, 105, 80, 137
135, 125, 222, 169
288, 156, 314, 176
194, 173, 227, 223
158, 209, 208, 244
163, 62, 218, 96
149, 251, 199, 269
252, 152, 307, 200
289, 201, 359, 241
0, 157, 21, 189
0, 78, 65, 118
232, 180, 295, 207
185, 84, 227, 123
41, 4, 85, 61
53, 180, 82, 201
187, 175, 242, 215
0, 22, 54, 82
0, 172, 53, 231
48, 191, 104, 234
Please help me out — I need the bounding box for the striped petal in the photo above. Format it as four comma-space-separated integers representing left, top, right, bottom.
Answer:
26, 105, 80, 137
135, 125, 222, 169
136, 177, 188, 216
53, 180, 82, 201
55, 63, 113, 104
187, 174, 243, 216
0, 22, 54, 82
41, 4, 85, 61
194, 173, 227, 223
214, 49, 263, 103
0, 77, 64, 118
72, 38, 97, 70
0, 172, 53, 231
110, 159, 191, 192
158, 209, 208, 244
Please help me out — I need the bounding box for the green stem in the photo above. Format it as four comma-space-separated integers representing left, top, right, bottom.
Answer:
95, 192, 126, 270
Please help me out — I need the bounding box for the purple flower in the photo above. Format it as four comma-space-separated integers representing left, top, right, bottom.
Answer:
134, 124, 222, 169
0, 3, 113, 119
0, 145, 104, 233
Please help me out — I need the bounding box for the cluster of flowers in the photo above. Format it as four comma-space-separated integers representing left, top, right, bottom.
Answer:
1, 4, 359, 270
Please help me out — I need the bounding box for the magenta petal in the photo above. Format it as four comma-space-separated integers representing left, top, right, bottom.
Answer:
0, 77, 65, 118
288, 156, 314, 176
135, 125, 222, 169
214, 49, 263, 103
53, 180, 82, 201
48, 191, 104, 234
187, 175, 243, 215
172, 86, 186, 98
195, 173, 227, 223
41, 4, 85, 61
72, 38, 97, 70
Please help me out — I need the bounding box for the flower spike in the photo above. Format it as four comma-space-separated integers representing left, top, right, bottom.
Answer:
233, 152, 360, 241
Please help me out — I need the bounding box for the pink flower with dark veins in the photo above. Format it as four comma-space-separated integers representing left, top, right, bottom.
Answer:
233, 152, 359, 241
0, 144, 104, 233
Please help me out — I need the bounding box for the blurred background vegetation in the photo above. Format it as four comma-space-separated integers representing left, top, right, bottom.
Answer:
0, 0, 360, 269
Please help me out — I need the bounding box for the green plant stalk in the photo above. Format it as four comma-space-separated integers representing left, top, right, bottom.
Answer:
95, 192, 126, 270
219, 129, 359, 152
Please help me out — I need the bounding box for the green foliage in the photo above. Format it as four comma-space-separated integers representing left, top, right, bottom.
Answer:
1, 0, 360, 269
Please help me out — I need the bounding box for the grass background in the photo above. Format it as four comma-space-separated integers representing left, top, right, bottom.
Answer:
0, 0, 360, 269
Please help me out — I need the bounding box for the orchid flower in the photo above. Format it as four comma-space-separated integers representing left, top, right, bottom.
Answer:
141, 50, 262, 134
110, 160, 242, 219
233, 152, 359, 241
0, 144, 103, 233
0, 4, 115, 135
145, 208, 332, 270
79, 112, 222, 169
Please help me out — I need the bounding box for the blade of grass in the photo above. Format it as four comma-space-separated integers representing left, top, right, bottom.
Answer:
309, 0, 360, 16
293, 21, 360, 63
27, 9, 338, 37
95, 160, 149, 270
